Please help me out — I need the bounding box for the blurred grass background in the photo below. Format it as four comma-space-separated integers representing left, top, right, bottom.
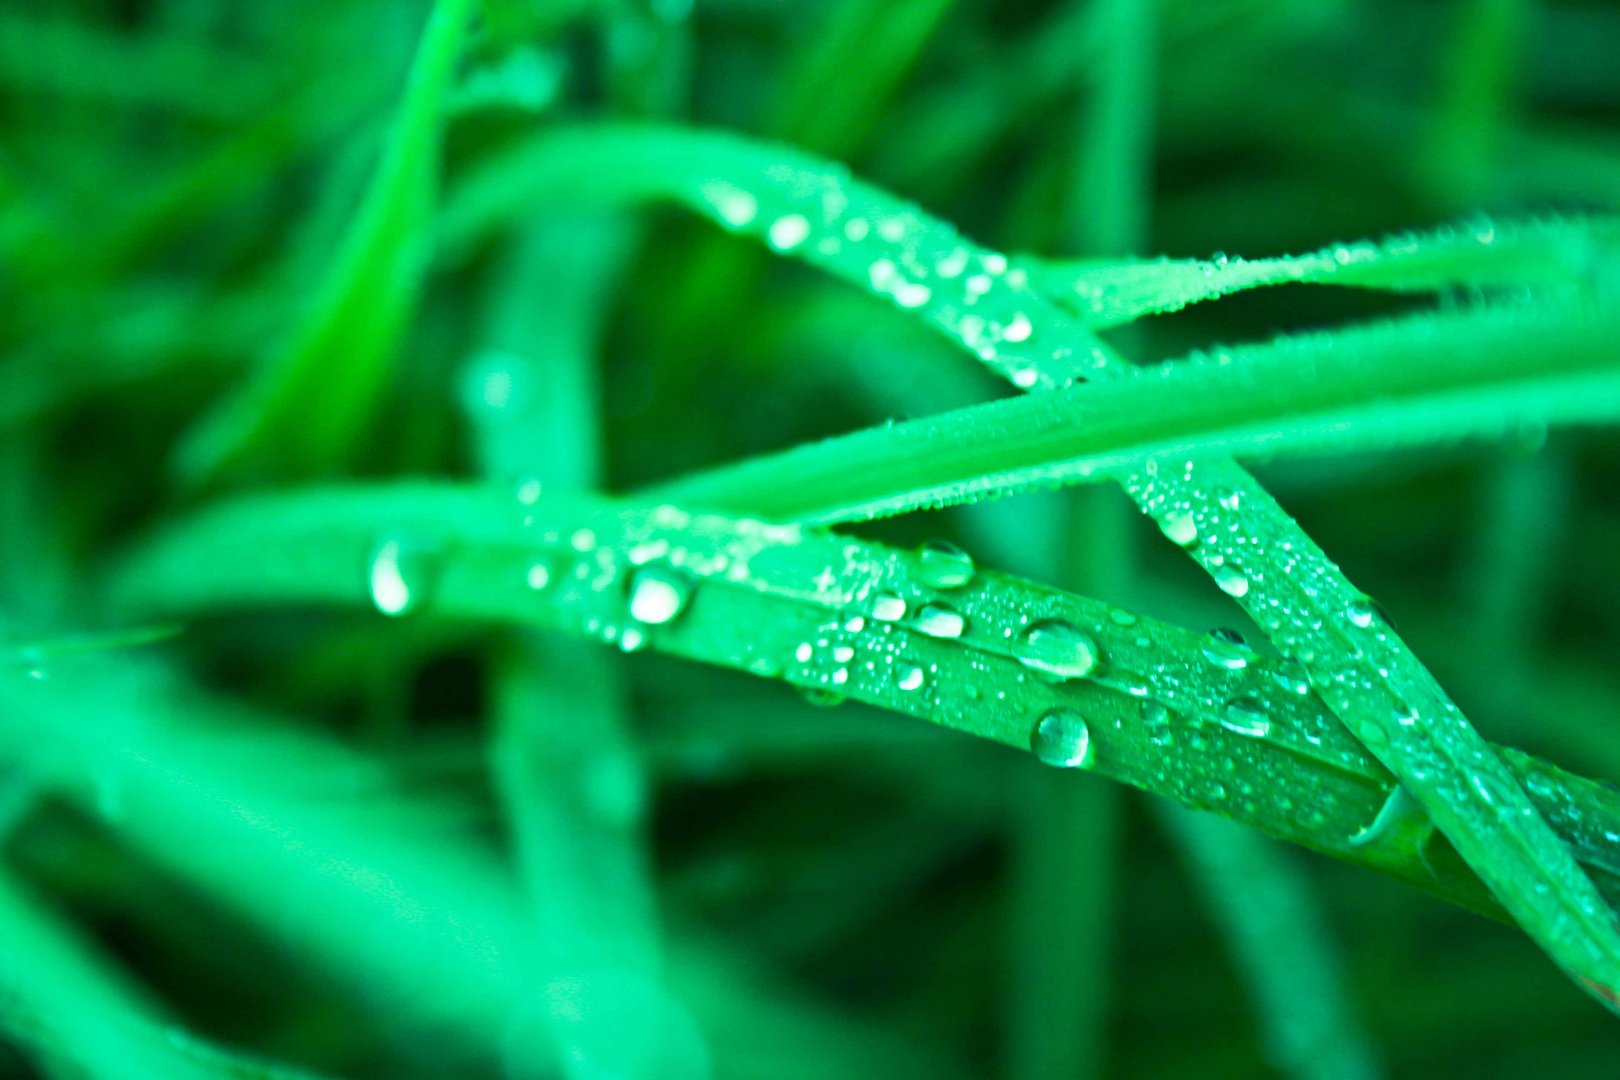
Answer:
3, 0, 1620, 1076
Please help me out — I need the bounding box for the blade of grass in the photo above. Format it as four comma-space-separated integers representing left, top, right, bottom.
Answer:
1030, 215, 1620, 330
107, 483, 1620, 925
450, 120, 1620, 1000
461, 213, 687, 1072
644, 297, 1620, 522
0, 866, 331, 1080
1153, 805, 1382, 1080
175, 0, 474, 487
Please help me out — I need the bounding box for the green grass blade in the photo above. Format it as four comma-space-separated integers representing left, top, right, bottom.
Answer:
174, 0, 474, 487
1155, 806, 1382, 1080
444, 120, 1620, 998
107, 483, 1620, 928
644, 298, 1620, 522
1031, 216, 1620, 329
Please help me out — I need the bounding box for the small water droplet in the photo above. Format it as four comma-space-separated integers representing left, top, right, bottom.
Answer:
1030, 708, 1092, 768
1158, 510, 1199, 547
1347, 596, 1376, 628
916, 540, 975, 588
832, 644, 855, 664
914, 603, 966, 639
844, 615, 866, 632
1012, 620, 1100, 680
1220, 697, 1271, 738
1270, 660, 1310, 695
1143, 702, 1174, 746
627, 566, 692, 625
897, 665, 926, 692
798, 687, 846, 709
871, 592, 907, 622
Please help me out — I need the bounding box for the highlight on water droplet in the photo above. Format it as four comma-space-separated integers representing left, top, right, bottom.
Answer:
627, 565, 693, 625
914, 602, 966, 639
1030, 708, 1092, 768
1012, 619, 1100, 680
368, 537, 444, 617
767, 213, 810, 251
916, 539, 975, 589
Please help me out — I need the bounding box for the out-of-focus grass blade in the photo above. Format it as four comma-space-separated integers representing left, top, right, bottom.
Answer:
1155, 806, 1382, 1080
0, 867, 330, 1079
646, 298, 1620, 522
1031, 216, 1619, 329
174, 0, 474, 488
109, 484, 1620, 927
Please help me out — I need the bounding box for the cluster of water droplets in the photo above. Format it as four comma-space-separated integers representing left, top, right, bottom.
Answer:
694, 160, 1108, 390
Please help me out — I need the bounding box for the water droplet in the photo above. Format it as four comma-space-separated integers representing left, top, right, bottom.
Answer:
1158, 510, 1199, 547
627, 566, 692, 625
1216, 486, 1242, 511
1201, 628, 1255, 671
767, 213, 811, 251
832, 644, 855, 664
897, 665, 926, 692
1143, 702, 1174, 746
844, 615, 866, 633
1030, 709, 1092, 768
1001, 312, 1032, 342
1220, 697, 1271, 738
368, 537, 444, 617
798, 687, 846, 709
1214, 565, 1250, 598
1347, 597, 1376, 628
525, 560, 553, 590
871, 592, 907, 622
701, 181, 757, 228
1269, 660, 1310, 695
515, 477, 543, 505
914, 603, 966, 639
1012, 620, 1100, 680
916, 540, 974, 588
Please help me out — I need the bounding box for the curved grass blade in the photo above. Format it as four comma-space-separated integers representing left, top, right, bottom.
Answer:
175, 0, 474, 487
109, 484, 1620, 928
645, 298, 1620, 522
1030, 215, 1620, 329
441, 120, 1620, 1002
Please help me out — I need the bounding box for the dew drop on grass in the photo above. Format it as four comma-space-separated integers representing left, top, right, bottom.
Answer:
1030, 708, 1092, 768
1143, 702, 1173, 746
1213, 565, 1250, 598
916, 540, 974, 588
767, 213, 810, 251
1220, 696, 1271, 738
368, 537, 444, 617
914, 602, 966, 639
1270, 660, 1310, 695
628, 566, 692, 625
1158, 510, 1199, 547
1012, 620, 1100, 679
1201, 628, 1255, 671
871, 592, 907, 622
897, 665, 926, 692
1347, 596, 1377, 628
525, 560, 553, 590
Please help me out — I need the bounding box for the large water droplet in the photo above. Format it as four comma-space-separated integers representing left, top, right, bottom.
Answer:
1347, 596, 1377, 628
1220, 697, 1271, 738
897, 665, 926, 692
1158, 510, 1199, 547
1030, 709, 1092, 768
1201, 628, 1255, 671
1213, 565, 1250, 598
871, 592, 907, 622
916, 540, 975, 589
628, 566, 692, 625
368, 537, 444, 617
914, 603, 966, 639
1012, 619, 1100, 680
